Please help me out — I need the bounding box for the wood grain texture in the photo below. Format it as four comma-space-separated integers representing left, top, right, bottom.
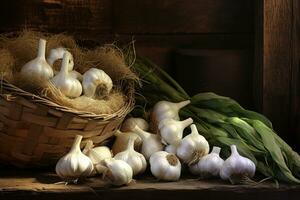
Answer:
0, 169, 299, 200
113, 0, 254, 34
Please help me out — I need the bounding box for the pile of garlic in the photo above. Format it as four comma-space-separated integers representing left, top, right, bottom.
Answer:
55, 98, 256, 186
20, 38, 113, 99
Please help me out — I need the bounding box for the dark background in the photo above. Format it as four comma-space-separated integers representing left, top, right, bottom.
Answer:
0, 0, 299, 151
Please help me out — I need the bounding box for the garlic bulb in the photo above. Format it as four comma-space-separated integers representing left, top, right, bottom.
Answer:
176, 124, 209, 165
102, 158, 133, 186
152, 100, 191, 122
21, 39, 53, 80
159, 118, 193, 145
112, 130, 142, 155
82, 68, 113, 99
84, 141, 112, 174
220, 145, 256, 184
121, 117, 149, 132
51, 52, 82, 98
165, 143, 178, 154
114, 138, 147, 176
149, 151, 181, 181
47, 47, 74, 71
55, 135, 93, 181
132, 125, 164, 160
189, 146, 224, 178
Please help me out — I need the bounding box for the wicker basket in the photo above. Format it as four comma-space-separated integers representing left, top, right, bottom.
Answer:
0, 80, 134, 167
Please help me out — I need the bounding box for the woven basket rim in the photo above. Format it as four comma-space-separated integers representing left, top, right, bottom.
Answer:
0, 79, 135, 120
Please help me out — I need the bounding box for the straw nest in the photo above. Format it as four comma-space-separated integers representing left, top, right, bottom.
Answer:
0, 30, 137, 115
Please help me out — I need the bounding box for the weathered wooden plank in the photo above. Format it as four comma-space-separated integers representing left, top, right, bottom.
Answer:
113, 0, 254, 33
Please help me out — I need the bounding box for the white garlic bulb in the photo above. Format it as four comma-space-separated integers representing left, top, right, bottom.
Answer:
114, 138, 147, 176
102, 158, 133, 186
112, 130, 142, 155
189, 146, 224, 178
84, 141, 112, 175
165, 143, 178, 154
121, 117, 149, 132
51, 52, 82, 98
82, 68, 113, 99
220, 145, 256, 184
159, 118, 193, 145
21, 39, 53, 80
152, 100, 191, 122
176, 124, 209, 165
55, 135, 93, 181
47, 47, 74, 71
132, 125, 164, 160
149, 151, 181, 181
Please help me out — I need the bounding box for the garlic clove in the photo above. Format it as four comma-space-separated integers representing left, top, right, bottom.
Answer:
112, 130, 142, 155
114, 138, 147, 176
82, 68, 113, 99
176, 124, 209, 165
220, 145, 256, 184
132, 125, 164, 160
55, 135, 93, 182
189, 146, 224, 178
159, 118, 193, 145
121, 117, 149, 132
102, 158, 133, 186
150, 151, 181, 181
21, 38, 54, 80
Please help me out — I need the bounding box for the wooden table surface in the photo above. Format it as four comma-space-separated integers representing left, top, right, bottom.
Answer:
0, 168, 299, 200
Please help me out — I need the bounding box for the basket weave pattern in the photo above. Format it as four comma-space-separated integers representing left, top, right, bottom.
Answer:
0, 81, 134, 167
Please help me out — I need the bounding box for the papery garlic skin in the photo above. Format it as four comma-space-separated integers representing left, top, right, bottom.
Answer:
114, 138, 147, 176
121, 117, 149, 132
152, 100, 191, 122
159, 118, 193, 145
102, 158, 133, 186
82, 68, 113, 99
177, 124, 209, 165
150, 151, 181, 181
21, 39, 53, 80
51, 52, 82, 98
47, 47, 74, 71
220, 145, 256, 184
165, 143, 178, 154
55, 135, 93, 181
189, 146, 224, 178
132, 125, 164, 160
85, 144, 112, 174
112, 130, 142, 155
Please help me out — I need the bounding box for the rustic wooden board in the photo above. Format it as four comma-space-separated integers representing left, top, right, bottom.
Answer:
0, 169, 299, 200
113, 0, 254, 33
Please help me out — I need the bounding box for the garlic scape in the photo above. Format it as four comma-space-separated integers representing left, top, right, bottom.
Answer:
51, 52, 82, 98
84, 140, 113, 175
132, 125, 164, 160
159, 118, 193, 145
82, 68, 113, 99
150, 151, 181, 181
112, 130, 142, 155
189, 146, 224, 178
55, 135, 93, 182
102, 158, 133, 186
176, 124, 209, 165
121, 117, 149, 132
220, 145, 256, 184
152, 100, 191, 122
114, 138, 147, 176
21, 38, 54, 80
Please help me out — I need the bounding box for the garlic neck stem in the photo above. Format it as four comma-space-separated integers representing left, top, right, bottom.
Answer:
211, 146, 221, 155
71, 135, 83, 152
126, 138, 135, 151
37, 39, 46, 59
190, 124, 198, 136
230, 145, 238, 155
133, 125, 149, 140
180, 118, 193, 128
61, 53, 70, 75
176, 100, 191, 110
114, 130, 123, 137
